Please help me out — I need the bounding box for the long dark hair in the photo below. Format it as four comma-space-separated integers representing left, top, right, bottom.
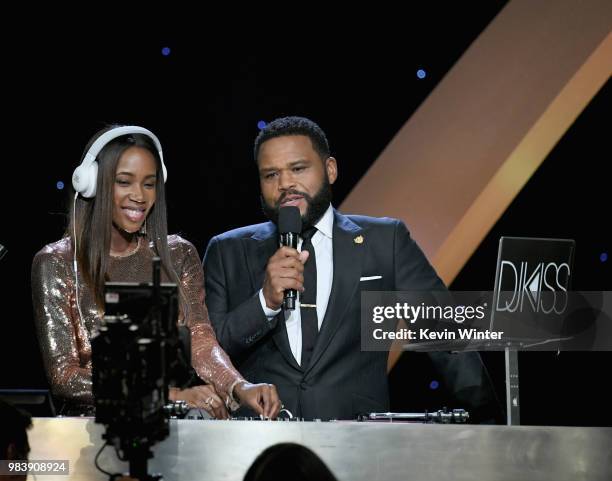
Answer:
67, 125, 185, 312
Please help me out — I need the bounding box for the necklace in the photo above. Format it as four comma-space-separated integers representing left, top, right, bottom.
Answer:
110, 236, 141, 258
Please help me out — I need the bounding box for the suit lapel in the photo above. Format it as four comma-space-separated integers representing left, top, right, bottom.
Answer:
247, 222, 277, 290
305, 211, 364, 375
247, 223, 303, 372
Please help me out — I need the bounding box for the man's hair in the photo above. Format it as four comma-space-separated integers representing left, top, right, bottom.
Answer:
0, 399, 32, 459
254, 116, 330, 162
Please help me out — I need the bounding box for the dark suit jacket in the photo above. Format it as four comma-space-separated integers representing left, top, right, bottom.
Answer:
204, 210, 496, 420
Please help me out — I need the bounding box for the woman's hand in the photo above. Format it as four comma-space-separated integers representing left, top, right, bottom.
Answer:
233, 382, 281, 419
169, 385, 229, 419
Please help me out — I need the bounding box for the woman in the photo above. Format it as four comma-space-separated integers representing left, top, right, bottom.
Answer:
31, 125, 280, 418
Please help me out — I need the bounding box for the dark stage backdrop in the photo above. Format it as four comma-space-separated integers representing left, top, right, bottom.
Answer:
1, 3, 610, 425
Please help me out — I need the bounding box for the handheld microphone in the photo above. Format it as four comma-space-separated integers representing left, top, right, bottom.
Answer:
278, 206, 302, 310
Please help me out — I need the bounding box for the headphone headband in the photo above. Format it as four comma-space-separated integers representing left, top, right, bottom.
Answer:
72, 125, 167, 198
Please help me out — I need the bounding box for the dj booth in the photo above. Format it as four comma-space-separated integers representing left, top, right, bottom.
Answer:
29, 418, 612, 481
25, 243, 610, 480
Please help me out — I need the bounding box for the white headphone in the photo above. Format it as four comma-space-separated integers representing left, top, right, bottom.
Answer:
72, 125, 167, 322
72, 125, 167, 198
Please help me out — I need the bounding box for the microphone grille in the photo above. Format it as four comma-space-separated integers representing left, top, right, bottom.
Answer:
278, 206, 302, 234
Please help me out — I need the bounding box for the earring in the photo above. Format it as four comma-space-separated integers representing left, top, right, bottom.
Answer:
139, 218, 147, 236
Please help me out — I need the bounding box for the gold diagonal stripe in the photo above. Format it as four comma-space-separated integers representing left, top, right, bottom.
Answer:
339, 0, 612, 372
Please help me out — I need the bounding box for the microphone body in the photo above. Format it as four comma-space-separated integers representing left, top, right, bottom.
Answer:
279, 232, 299, 309
278, 206, 302, 310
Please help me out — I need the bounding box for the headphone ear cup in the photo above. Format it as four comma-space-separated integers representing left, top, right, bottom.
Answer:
72, 161, 98, 198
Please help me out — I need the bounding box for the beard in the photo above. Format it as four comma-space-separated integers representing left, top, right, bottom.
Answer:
261, 174, 333, 230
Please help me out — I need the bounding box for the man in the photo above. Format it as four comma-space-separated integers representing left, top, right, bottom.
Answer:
204, 116, 498, 421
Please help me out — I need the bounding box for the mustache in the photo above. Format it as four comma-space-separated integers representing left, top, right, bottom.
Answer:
275, 189, 312, 208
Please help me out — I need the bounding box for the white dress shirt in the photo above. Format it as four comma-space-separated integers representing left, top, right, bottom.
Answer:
259, 204, 334, 365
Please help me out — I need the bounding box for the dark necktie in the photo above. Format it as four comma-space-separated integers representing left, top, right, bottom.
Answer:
300, 227, 318, 368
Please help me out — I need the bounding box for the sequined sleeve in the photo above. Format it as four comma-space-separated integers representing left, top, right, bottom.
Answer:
31, 246, 93, 404
176, 239, 245, 400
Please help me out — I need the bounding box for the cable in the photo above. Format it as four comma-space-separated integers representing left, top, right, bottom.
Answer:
73, 192, 85, 323
94, 442, 121, 479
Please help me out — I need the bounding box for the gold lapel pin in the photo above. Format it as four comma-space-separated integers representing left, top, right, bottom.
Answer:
354, 235, 364, 244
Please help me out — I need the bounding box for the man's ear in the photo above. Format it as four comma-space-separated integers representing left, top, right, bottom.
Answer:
325, 157, 338, 184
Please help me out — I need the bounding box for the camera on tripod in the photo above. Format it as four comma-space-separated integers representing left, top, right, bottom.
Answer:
91, 257, 193, 480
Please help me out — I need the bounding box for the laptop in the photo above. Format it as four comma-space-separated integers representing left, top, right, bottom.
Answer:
401, 236, 576, 352
489, 236, 575, 348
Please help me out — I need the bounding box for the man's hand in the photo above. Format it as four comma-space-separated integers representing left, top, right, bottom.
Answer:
234, 382, 282, 418
169, 385, 229, 419
262, 246, 309, 309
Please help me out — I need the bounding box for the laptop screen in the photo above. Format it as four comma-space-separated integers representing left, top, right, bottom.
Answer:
491, 237, 576, 340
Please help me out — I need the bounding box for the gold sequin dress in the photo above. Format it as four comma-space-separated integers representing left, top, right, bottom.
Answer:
31, 235, 244, 413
